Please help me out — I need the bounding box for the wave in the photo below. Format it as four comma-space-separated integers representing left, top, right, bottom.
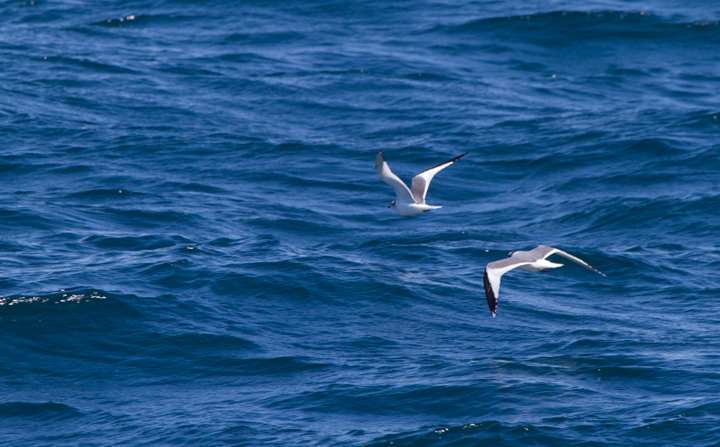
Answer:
82, 234, 192, 251
364, 416, 720, 446
0, 402, 83, 420
93, 13, 189, 28
224, 31, 305, 45
436, 11, 720, 44
42, 56, 141, 75
0, 288, 128, 311
366, 422, 568, 447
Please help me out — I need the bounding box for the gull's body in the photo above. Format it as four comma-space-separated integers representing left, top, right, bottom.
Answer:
483, 245, 606, 317
375, 151, 467, 216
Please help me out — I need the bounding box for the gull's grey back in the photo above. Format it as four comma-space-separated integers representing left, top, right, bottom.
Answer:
511, 250, 541, 263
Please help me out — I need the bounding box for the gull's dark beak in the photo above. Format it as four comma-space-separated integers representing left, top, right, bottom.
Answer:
387, 205, 391, 208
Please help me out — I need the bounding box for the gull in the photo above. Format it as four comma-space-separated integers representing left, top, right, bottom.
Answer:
375, 151, 467, 216
483, 245, 606, 317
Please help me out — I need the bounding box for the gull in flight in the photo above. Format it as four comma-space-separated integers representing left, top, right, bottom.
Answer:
375, 151, 467, 216
483, 245, 606, 317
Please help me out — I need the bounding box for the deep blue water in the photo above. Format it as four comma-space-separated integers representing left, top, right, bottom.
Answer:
2, 0, 720, 445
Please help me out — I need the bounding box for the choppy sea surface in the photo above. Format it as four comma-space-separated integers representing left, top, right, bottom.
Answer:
2, 0, 720, 445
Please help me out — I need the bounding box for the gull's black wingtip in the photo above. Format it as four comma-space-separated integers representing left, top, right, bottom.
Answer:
483, 268, 497, 317
375, 151, 386, 171
445, 151, 468, 166
588, 264, 606, 277
454, 152, 468, 162
416, 152, 469, 175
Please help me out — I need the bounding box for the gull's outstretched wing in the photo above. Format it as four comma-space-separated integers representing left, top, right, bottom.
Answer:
483, 257, 532, 317
375, 151, 414, 203
410, 152, 467, 204
529, 245, 606, 277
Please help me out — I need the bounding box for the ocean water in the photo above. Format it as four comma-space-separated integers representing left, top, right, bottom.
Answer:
2, 0, 720, 445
